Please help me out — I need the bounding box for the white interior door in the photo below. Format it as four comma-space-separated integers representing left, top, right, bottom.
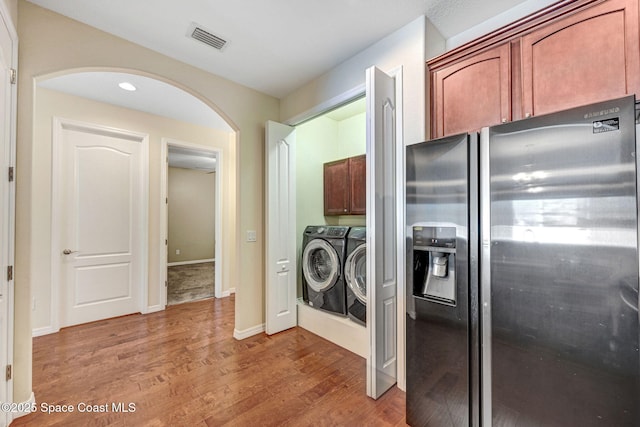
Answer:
366, 66, 398, 398
54, 119, 148, 328
0, 6, 14, 425
265, 121, 297, 334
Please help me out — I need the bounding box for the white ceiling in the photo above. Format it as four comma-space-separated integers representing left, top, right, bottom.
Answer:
39, 72, 233, 131
27, 0, 534, 99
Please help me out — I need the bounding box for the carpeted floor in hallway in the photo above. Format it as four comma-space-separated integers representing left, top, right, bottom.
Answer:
167, 261, 215, 305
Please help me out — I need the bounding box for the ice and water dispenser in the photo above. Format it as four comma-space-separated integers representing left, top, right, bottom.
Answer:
412, 226, 457, 306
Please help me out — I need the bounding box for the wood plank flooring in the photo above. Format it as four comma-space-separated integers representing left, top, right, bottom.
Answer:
12, 296, 407, 426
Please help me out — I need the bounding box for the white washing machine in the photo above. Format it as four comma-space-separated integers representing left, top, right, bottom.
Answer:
345, 227, 366, 325
301, 225, 350, 316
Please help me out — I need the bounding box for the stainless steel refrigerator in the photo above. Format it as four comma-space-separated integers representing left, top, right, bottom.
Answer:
406, 95, 640, 426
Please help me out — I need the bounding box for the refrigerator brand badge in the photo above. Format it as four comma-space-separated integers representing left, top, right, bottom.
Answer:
584, 107, 620, 119
592, 117, 620, 133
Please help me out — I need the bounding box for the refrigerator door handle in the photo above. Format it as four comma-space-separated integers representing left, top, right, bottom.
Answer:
479, 127, 492, 426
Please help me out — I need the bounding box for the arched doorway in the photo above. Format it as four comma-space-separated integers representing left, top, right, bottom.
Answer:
31, 69, 238, 334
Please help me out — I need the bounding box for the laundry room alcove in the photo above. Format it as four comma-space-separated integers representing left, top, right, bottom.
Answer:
294, 97, 369, 358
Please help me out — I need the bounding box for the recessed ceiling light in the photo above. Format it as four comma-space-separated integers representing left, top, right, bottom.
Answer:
118, 82, 136, 91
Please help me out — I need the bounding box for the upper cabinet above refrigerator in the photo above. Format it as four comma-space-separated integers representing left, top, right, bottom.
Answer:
428, 0, 640, 138
431, 44, 511, 138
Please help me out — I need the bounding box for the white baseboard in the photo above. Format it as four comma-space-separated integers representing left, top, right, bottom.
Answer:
233, 323, 264, 340
10, 391, 35, 420
167, 258, 215, 267
221, 287, 236, 297
32, 325, 59, 337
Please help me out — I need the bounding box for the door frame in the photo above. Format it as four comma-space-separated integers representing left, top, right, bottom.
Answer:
51, 117, 149, 332
0, 1, 16, 423
160, 138, 223, 307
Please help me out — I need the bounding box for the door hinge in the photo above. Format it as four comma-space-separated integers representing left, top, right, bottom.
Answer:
166, 197, 168, 204
6, 365, 11, 381
7, 265, 12, 281
8, 166, 13, 182
165, 239, 168, 245
165, 280, 168, 288
9, 69, 16, 85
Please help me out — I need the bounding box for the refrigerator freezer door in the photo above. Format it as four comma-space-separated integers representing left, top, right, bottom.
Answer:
406, 133, 479, 426
485, 96, 640, 426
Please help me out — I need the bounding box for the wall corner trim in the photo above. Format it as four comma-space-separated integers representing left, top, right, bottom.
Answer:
221, 288, 236, 298
32, 326, 59, 337
233, 323, 264, 340
146, 304, 164, 314
10, 391, 36, 421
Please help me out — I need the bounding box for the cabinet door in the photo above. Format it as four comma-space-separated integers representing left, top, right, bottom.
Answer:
324, 158, 349, 215
521, 0, 640, 117
349, 155, 366, 215
432, 43, 511, 138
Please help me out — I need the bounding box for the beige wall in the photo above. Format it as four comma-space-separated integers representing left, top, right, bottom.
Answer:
30, 87, 234, 333
15, 1, 278, 403
1, 0, 16, 28
168, 167, 216, 264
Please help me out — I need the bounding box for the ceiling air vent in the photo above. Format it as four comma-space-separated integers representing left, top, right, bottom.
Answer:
189, 24, 227, 51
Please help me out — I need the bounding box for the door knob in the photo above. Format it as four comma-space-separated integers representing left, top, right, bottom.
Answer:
63, 249, 78, 255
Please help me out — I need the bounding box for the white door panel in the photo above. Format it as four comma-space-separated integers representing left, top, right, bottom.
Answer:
76, 146, 132, 254
56, 120, 147, 328
0, 7, 15, 425
74, 263, 131, 304
265, 121, 297, 334
366, 66, 398, 398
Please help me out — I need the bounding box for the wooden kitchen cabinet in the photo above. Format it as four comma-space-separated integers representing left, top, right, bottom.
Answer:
431, 44, 511, 138
428, 0, 640, 138
348, 155, 366, 215
521, 0, 640, 117
324, 158, 350, 215
324, 155, 366, 216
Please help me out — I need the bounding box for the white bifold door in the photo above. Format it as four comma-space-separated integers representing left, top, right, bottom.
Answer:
54, 119, 148, 328
366, 66, 399, 398
265, 121, 297, 335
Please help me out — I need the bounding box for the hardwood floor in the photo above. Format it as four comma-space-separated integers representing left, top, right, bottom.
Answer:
12, 296, 407, 426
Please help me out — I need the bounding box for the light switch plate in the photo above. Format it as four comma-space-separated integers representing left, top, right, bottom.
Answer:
247, 230, 257, 242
